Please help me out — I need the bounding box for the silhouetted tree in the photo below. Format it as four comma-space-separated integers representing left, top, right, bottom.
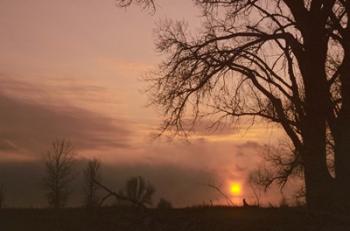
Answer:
117, 0, 350, 210
207, 183, 234, 206
248, 143, 305, 206
251, 143, 304, 188
119, 176, 155, 207
43, 139, 76, 209
248, 171, 266, 207
157, 198, 172, 209
92, 176, 155, 208
0, 184, 5, 209
83, 158, 102, 209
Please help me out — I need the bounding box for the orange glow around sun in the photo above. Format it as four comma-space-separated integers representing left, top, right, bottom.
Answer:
229, 182, 242, 196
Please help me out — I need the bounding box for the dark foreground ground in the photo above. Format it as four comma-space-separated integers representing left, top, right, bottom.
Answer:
1, 207, 350, 231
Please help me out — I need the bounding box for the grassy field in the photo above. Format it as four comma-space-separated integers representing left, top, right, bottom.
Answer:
1, 207, 349, 231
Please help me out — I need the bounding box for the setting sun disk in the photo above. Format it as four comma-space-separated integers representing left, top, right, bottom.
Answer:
230, 183, 241, 196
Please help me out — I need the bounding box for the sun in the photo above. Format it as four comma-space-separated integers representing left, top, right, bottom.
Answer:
229, 182, 241, 196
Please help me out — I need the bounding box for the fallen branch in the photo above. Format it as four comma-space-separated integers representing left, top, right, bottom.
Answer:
93, 179, 146, 208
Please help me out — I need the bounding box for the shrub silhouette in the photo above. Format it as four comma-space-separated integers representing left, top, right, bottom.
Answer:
157, 198, 172, 209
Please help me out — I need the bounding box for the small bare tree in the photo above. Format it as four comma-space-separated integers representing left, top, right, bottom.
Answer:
83, 158, 102, 208
207, 183, 234, 206
248, 170, 267, 207
43, 139, 76, 209
119, 176, 155, 207
0, 184, 5, 209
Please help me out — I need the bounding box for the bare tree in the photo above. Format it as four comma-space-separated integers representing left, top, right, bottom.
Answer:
93, 180, 145, 208
120, 176, 155, 207
207, 183, 234, 206
117, 0, 350, 210
248, 171, 266, 207
256, 143, 304, 189
248, 142, 306, 207
0, 184, 5, 209
83, 158, 102, 209
43, 139, 76, 209
93, 176, 155, 208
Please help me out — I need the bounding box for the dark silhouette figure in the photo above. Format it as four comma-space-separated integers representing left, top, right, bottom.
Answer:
243, 198, 249, 207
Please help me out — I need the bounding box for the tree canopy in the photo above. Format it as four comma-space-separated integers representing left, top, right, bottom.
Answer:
118, 0, 350, 211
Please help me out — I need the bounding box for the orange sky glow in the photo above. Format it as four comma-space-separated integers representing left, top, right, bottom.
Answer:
0, 0, 297, 207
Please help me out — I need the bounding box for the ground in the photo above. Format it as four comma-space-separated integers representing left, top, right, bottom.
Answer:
1, 207, 349, 231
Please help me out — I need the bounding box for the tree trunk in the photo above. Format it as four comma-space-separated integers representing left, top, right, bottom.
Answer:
302, 85, 334, 209
334, 43, 350, 210
299, 27, 334, 209
303, 132, 334, 210
334, 111, 350, 210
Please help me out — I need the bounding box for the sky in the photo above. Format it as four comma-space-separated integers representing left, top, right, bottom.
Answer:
0, 0, 294, 207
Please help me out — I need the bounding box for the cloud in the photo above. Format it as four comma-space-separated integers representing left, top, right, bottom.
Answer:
182, 119, 238, 136
234, 141, 264, 157
236, 141, 262, 150
0, 79, 132, 159
0, 74, 119, 106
